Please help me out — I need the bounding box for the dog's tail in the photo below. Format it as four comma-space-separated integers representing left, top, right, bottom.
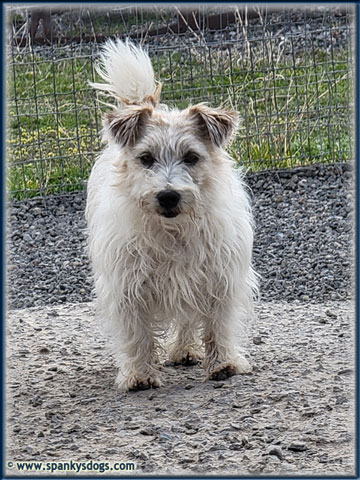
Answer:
90, 39, 161, 105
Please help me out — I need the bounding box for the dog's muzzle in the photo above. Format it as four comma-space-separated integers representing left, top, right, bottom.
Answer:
156, 190, 181, 218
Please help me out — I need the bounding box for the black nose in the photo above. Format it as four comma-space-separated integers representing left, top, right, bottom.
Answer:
157, 190, 181, 210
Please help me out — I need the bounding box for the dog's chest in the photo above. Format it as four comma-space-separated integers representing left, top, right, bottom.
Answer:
125, 228, 230, 314
149, 242, 201, 284
140, 237, 226, 312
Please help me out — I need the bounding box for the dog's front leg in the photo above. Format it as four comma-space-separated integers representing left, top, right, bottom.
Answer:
113, 305, 162, 391
202, 303, 252, 381
167, 306, 203, 366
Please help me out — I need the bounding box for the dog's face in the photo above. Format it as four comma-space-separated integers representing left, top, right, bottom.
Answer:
104, 103, 238, 220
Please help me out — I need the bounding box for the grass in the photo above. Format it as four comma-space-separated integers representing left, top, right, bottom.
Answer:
7, 42, 353, 200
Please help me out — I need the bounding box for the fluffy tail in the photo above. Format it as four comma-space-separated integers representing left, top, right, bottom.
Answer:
90, 39, 160, 105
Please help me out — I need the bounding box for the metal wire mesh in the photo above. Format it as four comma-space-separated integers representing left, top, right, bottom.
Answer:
7, 4, 354, 200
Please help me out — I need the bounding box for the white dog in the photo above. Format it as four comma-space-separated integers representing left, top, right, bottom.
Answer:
86, 40, 258, 391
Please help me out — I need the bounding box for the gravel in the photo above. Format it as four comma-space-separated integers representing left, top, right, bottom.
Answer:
6, 300, 355, 475
7, 163, 354, 310
6, 163, 355, 474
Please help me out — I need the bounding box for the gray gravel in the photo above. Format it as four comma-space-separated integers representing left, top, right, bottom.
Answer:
7, 163, 354, 310
6, 163, 355, 475
6, 300, 355, 475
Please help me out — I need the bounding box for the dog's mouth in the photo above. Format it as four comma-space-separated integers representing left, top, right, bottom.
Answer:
161, 209, 180, 218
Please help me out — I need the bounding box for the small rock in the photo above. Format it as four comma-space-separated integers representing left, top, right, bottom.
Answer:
287, 441, 307, 452
319, 453, 328, 463
39, 347, 50, 354
325, 309, 337, 319
23, 233, 32, 242
159, 431, 172, 442
248, 461, 266, 473
230, 423, 241, 430
66, 425, 81, 434
213, 382, 224, 389
155, 406, 166, 412
230, 443, 243, 451
338, 368, 353, 376
32, 207, 42, 216
30, 396, 43, 407
253, 336, 264, 345
267, 446, 284, 460
105, 448, 120, 455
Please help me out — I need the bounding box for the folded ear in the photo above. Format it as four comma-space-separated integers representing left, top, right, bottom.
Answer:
187, 104, 239, 147
104, 105, 153, 147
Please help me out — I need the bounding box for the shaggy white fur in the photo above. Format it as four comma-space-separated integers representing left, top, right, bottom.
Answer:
86, 40, 258, 391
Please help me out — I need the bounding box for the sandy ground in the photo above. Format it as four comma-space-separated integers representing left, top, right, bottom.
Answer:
6, 300, 355, 476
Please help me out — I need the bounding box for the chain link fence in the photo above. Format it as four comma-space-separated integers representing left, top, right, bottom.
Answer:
7, 4, 354, 200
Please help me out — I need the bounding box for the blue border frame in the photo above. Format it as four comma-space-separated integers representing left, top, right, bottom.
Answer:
1, 2, 358, 480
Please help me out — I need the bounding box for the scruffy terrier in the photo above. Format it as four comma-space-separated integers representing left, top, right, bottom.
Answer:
86, 40, 258, 391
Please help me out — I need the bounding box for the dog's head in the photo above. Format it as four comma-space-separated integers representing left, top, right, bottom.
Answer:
104, 101, 239, 221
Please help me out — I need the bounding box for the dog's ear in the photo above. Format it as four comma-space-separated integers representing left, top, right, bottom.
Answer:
104, 105, 153, 147
187, 104, 239, 147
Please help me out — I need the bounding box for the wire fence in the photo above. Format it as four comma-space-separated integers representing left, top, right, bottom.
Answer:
7, 4, 354, 200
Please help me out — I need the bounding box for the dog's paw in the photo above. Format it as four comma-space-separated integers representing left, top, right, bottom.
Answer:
168, 346, 203, 366
128, 377, 161, 391
208, 357, 252, 381
116, 372, 162, 392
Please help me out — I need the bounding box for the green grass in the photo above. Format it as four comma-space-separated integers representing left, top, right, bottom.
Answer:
7, 44, 353, 200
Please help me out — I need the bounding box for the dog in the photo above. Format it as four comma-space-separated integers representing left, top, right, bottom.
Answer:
86, 39, 258, 391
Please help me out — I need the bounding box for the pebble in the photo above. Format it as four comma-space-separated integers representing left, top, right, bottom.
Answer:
159, 431, 172, 442
287, 441, 308, 452
213, 382, 224, 389
230, 423, 241, 430
39, 347, 50, 354
267, 446, 284, 460
30, 396, 43, 407
22, 233, 32, 242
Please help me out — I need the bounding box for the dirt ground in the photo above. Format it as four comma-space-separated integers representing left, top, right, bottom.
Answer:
6, 300, 355, 476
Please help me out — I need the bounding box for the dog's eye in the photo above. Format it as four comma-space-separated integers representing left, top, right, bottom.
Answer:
140, 153, 156, 168
183, 151, 199, 166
